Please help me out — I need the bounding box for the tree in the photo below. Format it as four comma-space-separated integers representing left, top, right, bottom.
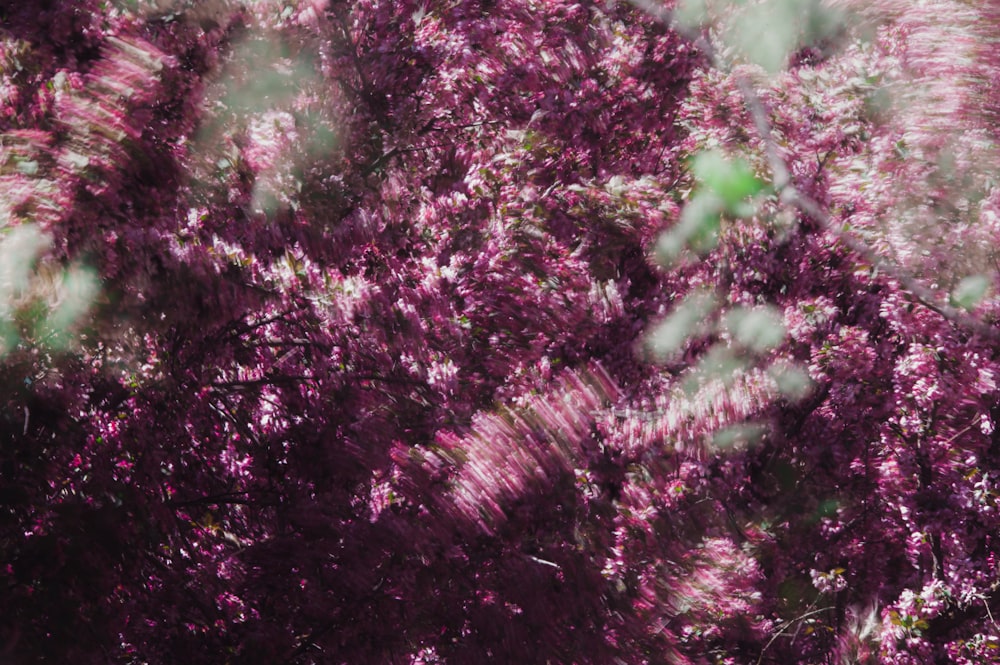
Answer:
2, 0, 1000, 662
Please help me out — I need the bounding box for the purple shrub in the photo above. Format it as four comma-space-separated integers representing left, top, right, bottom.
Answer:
3, 1, 1000, 663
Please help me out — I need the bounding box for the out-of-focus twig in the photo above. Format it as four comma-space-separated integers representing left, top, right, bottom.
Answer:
631, 0, 1000, 341
735, 70, 1000, 341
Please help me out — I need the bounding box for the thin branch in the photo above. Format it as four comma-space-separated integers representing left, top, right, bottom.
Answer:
353, 373, 427, 386
985, 594, 1000, 631
733, 43, 1000, 339
285, 621, 337, 663
166, 490, 277, 508
734, 76, 790, 191
631, 0, 1000, 342
756, 606, 837, 665
784, 188, 1000, 340
249, 338, 315, 347
222, 308, 299, 342
210, 375, 316, 389
626, 0, 673, 23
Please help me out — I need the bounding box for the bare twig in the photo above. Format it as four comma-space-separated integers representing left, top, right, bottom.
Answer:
756, 606, 837, 665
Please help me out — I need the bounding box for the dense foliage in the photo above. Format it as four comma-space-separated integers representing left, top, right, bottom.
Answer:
4, 0, 1000, 662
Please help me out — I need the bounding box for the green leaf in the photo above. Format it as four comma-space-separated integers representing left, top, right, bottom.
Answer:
41, 265, 99, 349
768, 363, 813, 401
712, 423, 767, 449
656, 192, 723, 265
722, 0, 846, 73
15, 159, 38, 176
0, 225, 49, 295
725, 1, 799, 72
951, 274, 990, 310
691, 150, 764, 213
675, 0, 709, 29
681, 343, 752, 393
725, 305, 786, 352
647, 290, 718, 360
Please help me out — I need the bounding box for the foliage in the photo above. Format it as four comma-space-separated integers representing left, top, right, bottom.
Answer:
3, 0, 1000, 663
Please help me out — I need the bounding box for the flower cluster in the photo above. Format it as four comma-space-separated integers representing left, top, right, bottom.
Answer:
3, 0, 1000, 663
